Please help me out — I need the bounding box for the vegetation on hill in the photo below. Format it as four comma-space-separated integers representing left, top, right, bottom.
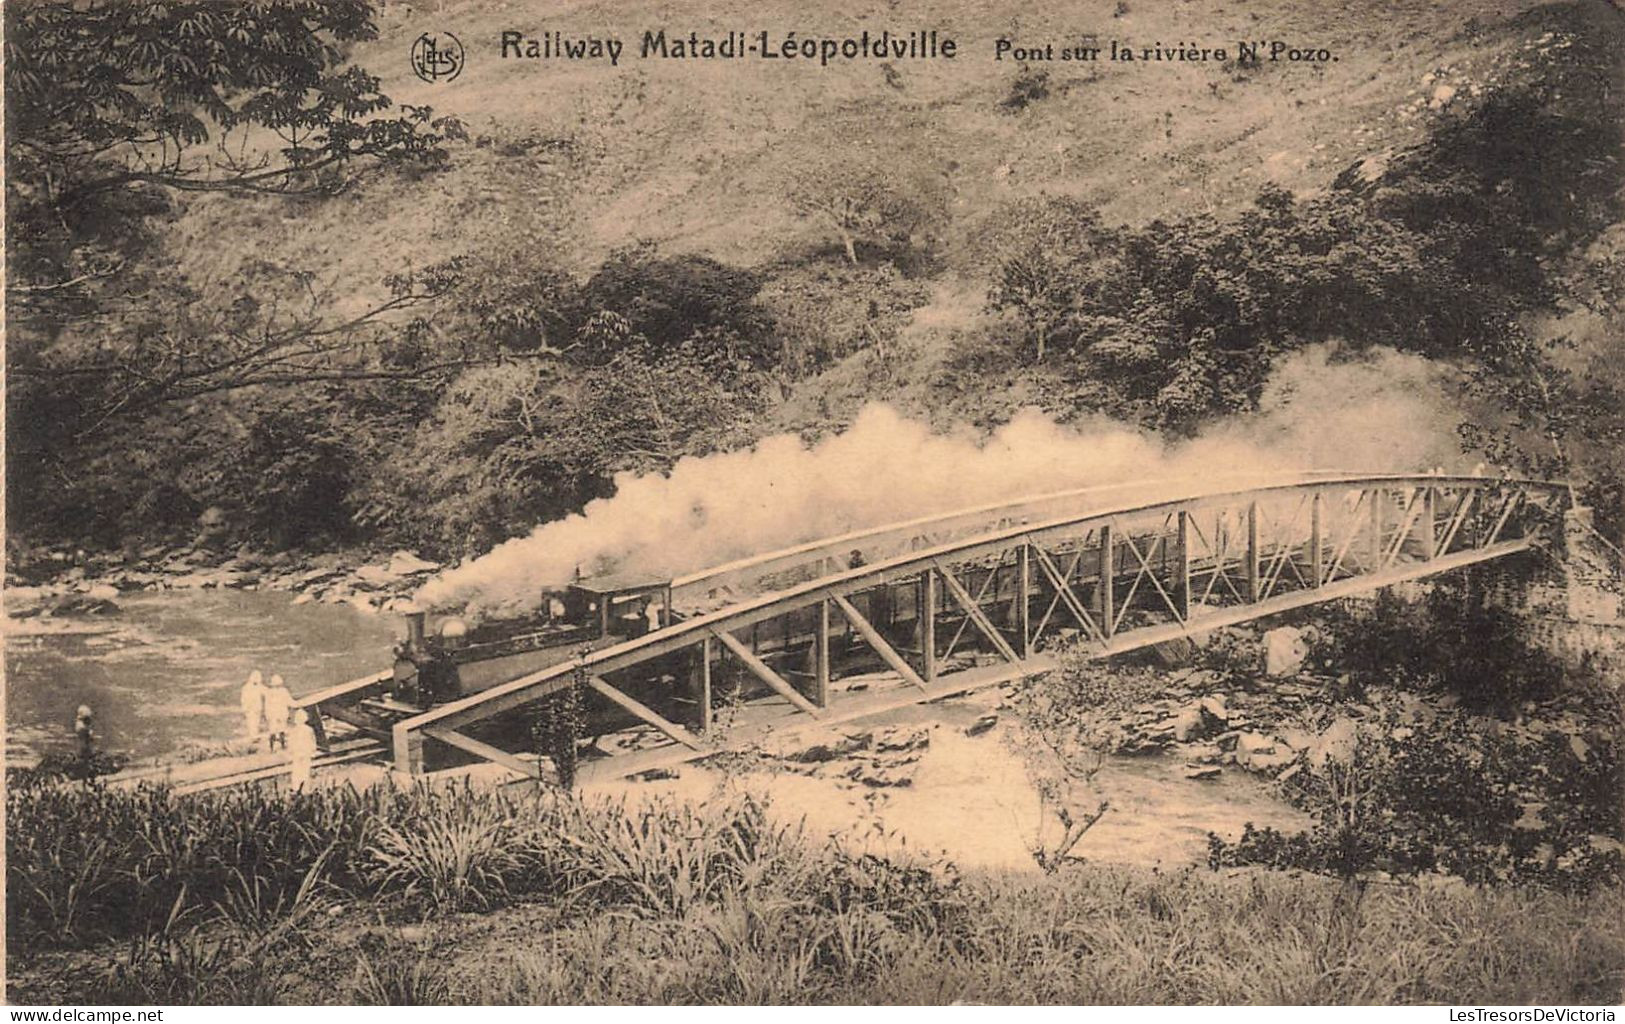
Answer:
5, 0, 1622, 564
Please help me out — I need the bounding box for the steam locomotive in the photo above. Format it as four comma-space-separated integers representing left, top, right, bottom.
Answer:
390, 575, 678, 707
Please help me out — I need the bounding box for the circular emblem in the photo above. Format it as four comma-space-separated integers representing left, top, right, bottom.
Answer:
411, 31, 465, 84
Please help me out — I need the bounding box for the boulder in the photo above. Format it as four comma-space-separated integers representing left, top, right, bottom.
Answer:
785, 735, 871, 764
847, 761, 915, 788
1235, 731, 1275, 756
1172, 696, 1227, 742
1183, 743, 1223, 765
51, 593, 121, 616
1183, 764, 1222, 781
352, 563, 401, 589
1308, 717, 1359, 769
1151, 638, 1196, 667
965, 713, 999, 737
1262, 626, 1309, 676
387, 550, 440, 576
873, 726, 929, 753
1246, 749, 1298, 773
1277, 729, 1315, 753
1171, 707, 1206, 742
4, 585, 60, 617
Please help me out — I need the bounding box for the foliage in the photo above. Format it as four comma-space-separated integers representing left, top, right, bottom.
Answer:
4, 0, 462, 414
984, 61, 1621, 433
1458, 331, 1624, 516
577, 245, 778, 369
1009, 652, 1122, 870
532, 672, 587, 789
552, 794, 809, 919
8, 775, 1623, 1004
1315, 574, 1565, 716
9, 750, 129, 787
368, 784, 520, 913
3, 0, 470, 551
756, 261, 932, 375
352, 946, 456, 1005
787, 145, 950, 266
11, 229, 779, 557
1209, 701, 1623, 891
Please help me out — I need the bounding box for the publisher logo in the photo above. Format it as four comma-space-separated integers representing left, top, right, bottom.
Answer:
411, 31, 465, 83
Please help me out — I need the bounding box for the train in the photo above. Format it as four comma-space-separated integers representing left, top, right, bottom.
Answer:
390, 574, 680, 706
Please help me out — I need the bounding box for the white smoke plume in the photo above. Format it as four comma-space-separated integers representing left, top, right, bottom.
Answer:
415, 344, 1465, 617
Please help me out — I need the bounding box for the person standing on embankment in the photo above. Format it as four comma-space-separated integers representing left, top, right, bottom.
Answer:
240, 670, 266, 745
286, 708, 317, 790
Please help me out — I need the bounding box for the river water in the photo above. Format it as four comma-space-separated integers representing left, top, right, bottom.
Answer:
3, 589, 399, 765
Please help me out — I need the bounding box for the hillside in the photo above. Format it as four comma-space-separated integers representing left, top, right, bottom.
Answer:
5, 0, 1622, 562
189, 0, 1597, 276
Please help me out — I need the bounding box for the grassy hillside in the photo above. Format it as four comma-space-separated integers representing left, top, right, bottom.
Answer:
7, 0, 1621, 558
172, 0, 1599, 296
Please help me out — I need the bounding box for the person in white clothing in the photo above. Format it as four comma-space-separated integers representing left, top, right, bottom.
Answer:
286, 708, 318, 790
263, 674, 294, 752
239, 671, 267, 743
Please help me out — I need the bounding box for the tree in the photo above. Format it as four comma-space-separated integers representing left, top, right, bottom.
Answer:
1458, 329, 1625, 530
5, 1, 466, 444
985, 196, 1120, 363
4, 2, 470, 545
788, 148, 948, 265
576, 245, 777, 369
6, 1, 457, 307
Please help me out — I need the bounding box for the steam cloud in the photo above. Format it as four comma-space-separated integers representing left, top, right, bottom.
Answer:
416, 344, 1466, 617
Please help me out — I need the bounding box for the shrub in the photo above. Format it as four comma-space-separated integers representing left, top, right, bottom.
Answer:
1317, 573, 1565, 715
366, 784, 522, 913
352, 946, 456, 1005
551, 794, 806, 918
1000, 65, 1051, 112
1209, 704, 1623, 890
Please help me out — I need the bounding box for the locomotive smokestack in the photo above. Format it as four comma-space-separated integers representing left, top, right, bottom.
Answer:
406, 610, 426, 648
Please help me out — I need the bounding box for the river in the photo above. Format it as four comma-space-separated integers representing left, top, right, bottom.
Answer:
3, 587, 1309, 870
3, 588, 399, 766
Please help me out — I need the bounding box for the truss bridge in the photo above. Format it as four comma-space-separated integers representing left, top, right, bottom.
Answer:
298, 473, 1570, 785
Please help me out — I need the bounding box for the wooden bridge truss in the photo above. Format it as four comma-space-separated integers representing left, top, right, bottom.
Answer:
301, 474, 1567, 783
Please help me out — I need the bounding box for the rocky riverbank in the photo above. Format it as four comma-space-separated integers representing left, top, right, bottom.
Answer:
4, 544, 443, 625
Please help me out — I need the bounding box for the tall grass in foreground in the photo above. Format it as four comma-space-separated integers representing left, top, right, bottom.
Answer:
6, 780, 1622, 1005
479, 872, 1625, 1005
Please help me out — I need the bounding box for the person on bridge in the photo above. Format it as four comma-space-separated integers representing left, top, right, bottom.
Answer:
286, 708, 318, 790
263, 674, 294, 752
239, 670, 267, 743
